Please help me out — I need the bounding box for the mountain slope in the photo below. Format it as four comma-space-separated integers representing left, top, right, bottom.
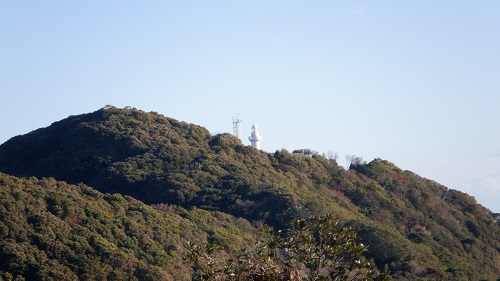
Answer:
0, 106, 357, 228
1, 106, 499, 280
0, 173, 258, 280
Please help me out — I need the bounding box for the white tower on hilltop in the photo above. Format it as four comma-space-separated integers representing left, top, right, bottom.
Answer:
248, 124, 262, 150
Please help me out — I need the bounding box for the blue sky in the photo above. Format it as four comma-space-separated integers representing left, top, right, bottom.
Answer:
1, 1, 499, 212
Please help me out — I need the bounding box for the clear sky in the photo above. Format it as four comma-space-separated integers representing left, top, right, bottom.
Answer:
1, 1, 499, 212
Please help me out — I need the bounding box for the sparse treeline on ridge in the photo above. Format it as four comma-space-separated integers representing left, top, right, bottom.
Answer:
0, 107, 499, 280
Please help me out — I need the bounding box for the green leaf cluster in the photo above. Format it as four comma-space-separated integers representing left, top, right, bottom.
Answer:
186, 214, 390, 280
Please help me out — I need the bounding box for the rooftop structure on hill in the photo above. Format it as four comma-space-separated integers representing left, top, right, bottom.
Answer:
292, 148, 318, 157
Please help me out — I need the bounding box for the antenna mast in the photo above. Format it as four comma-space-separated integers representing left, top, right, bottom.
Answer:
232, 115, 243, 141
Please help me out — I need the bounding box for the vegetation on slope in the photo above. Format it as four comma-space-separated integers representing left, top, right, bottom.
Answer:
1, 106, 499, 280
0, 106, 354, 229
0, 173, 258, 280
348, 160, 500, 278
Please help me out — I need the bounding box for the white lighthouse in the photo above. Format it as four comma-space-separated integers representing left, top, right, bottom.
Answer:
248, 124, 262, 150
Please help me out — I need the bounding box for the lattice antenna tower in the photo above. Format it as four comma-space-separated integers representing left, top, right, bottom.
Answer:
232, 115, 243, 141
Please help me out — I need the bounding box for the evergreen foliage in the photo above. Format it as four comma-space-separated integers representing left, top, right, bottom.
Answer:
186, 214, 390, 280
0, 173, 257, 280
0, 107, 499, 280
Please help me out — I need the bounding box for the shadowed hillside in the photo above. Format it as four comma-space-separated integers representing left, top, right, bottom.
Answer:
1, 106, 499, 280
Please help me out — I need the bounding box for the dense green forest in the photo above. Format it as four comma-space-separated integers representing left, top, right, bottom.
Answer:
0, 173, 258, 280
1, 106, 499, 280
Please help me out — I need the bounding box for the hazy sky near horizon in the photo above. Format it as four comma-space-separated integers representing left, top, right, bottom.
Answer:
1, 1, 499, 212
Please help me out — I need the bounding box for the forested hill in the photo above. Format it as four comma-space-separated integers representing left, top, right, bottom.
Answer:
0, 173, 258, 280
1, 106, 499, 280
